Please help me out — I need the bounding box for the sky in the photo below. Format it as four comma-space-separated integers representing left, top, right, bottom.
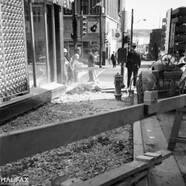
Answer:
124, 0, 186, 30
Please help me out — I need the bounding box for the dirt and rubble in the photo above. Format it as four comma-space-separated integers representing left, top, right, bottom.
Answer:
0, 84, 133, 185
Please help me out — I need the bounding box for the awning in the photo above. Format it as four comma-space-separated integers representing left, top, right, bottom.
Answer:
31, 0, 73, 9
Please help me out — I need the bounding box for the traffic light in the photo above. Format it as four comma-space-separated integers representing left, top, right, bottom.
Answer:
71, 14, 77, 41
81, 15, 88, 38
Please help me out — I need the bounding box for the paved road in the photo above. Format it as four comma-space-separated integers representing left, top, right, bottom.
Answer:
78, 61, 154, 89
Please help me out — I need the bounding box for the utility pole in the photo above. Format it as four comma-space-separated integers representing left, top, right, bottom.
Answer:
119, 9, 127, 86
121, 10, 125, 79
130, 9, 134, 50
99, 3, 102, 68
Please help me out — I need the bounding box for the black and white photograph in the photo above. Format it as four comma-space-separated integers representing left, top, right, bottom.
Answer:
0, 0, 186, 185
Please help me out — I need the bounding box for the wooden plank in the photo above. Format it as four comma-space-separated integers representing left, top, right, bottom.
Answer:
145, 94, 186, 115
0, 104, 144, 165
1, 94, 186, 165
72, 150, 171, 186
135, 155, 154, 162
168, 111, 183, 151
176, 137, 186, 143
115, 170, 149, 186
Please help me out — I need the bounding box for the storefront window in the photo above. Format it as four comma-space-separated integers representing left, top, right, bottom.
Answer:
25, 1, 48, 87
33, 2, 48, 86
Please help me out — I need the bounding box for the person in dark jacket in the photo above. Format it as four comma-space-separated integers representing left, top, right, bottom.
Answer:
126, 44, 141, 88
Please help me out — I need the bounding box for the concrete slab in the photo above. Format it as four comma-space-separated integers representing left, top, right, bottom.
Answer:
141, 116, 186, 186
157, 112, 186, 183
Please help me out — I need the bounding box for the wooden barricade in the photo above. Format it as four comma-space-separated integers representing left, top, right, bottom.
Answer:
168, 107, 186, 150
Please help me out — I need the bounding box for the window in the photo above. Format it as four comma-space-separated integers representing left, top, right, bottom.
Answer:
82, 0, 89, 14
90, 0, 100, 15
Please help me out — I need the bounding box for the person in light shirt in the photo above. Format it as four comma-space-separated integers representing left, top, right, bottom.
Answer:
71, 54, 80, 83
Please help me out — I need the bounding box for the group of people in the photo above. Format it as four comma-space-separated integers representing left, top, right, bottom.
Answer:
64, 48, 98, 84
64, 48, 80, 84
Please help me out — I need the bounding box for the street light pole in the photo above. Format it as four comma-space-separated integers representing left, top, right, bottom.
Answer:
99, 3, 102, 68
71, 2, 77, 54
130, 9, 134, 50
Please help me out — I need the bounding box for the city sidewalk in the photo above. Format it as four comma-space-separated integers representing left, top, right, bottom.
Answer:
141, 113, 186, 185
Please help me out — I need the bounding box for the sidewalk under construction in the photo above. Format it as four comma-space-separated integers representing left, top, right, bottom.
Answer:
0, 86, 186, 185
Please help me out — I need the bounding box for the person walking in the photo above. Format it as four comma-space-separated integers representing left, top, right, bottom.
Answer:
111, 51, 117, 68
126, 43, 141, 88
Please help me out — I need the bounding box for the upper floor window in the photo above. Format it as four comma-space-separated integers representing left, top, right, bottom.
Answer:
90, 0, 101, 15
82, 0, 89, 14
64, 0, 104, 15
81, 0, 103, 15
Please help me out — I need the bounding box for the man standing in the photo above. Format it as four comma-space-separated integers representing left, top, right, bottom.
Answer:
126, 43, 141, 88
87, 49, 96, 82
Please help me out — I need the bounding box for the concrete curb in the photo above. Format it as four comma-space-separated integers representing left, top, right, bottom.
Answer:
133, 121, 149, 185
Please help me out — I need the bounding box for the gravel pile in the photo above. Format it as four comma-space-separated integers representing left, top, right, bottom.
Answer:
0, 84, 133, 185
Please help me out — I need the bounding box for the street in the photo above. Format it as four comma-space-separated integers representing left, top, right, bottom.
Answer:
78, 60, 154, 89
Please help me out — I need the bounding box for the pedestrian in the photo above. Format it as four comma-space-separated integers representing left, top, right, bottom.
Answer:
64, 48, 70, 84
71, 54, 80, 82
111, 51, 117, 68
87, 48, 96, 82
64, 48, 73, 84
126, 43, 141, 88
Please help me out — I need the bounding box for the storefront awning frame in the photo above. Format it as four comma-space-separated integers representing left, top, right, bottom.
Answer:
31, 0, 73, 9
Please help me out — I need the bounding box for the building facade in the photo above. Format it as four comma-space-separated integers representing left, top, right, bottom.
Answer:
149, 29, 162, 60
63, 0, 124, 65
0, 0, 71, 103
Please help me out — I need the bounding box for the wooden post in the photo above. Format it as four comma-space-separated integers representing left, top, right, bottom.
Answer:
168, 107, 186, 151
